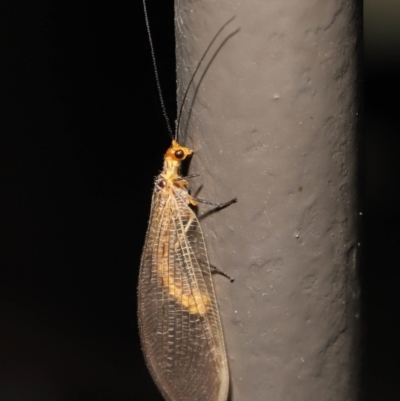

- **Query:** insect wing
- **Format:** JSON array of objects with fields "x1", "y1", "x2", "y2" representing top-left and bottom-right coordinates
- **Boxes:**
[{"x1": 138, "y1": 181, "x2": 229, "y2": 401}]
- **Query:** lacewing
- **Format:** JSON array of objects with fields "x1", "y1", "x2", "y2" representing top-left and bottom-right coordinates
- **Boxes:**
[
  {"x1": 138, "y1": 140, "x2": 231, "y2": 401},
  {"x1": 139, "y1": 3, "x2": 236, "y2": 400}
]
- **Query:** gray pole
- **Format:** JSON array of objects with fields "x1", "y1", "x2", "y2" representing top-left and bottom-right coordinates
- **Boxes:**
[{"x1": 175, "y1": 1, "x2": 362, "y2": 400}]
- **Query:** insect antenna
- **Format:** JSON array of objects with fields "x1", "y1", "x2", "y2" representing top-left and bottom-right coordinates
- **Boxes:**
[
  {"x1": 143, "y1": 0, "x2": 235, "y2": 143},
  {"x1": 142, "y1": 0, "x2": 174, "y2": 138},
  {"x1": 175, "y1": 15, "x2": 236, "y2": 142}
]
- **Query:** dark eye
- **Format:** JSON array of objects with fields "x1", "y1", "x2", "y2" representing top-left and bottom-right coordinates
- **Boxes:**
[
  {"x1": 175, "y1": 150, "x2": 184, "y2": 159},
  {"x1": 158, "y1": 179, "x2": 166, "y2": 188}
]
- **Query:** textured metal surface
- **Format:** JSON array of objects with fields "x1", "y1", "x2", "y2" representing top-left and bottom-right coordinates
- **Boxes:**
[{"x1": 175, "y1": 0, "x2": 362, "y2": 400}]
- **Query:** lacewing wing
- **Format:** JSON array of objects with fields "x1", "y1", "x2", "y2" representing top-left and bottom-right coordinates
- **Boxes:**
[{"x1": 138, "y1": 140, "x2": 230, "y2": 401}]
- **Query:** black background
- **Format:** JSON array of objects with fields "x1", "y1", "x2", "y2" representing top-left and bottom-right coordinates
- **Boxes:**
[{"x1": 1, "y1": 1, "x2": 399, "y2": 400}]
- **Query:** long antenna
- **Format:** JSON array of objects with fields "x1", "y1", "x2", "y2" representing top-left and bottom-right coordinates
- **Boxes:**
[
  {"x1": 142, "y1": 0, "x2": 173, "y2": 138},
  {"x1": 175, "y1": 16, "x2": 236, "y2": 141}
]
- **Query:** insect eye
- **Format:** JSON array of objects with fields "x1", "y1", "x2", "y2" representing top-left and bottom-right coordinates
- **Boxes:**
[
  {"x1": 158, "y1": 179, "x2": 166, "y2": 188},
  {"x1": 175, "y1": 150, "x2": 184, "y2": 159}
]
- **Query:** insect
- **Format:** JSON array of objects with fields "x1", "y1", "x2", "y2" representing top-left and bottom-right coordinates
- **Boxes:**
[{"x1": 138, "y1": 2, "x2": 237, "y2": 401}]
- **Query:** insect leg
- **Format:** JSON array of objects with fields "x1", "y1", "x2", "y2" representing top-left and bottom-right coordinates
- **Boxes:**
[
  {"x1": 210, "y1": 264, "x2": 235, "y2": 282},
  {"x1": 174, "y1": 173, "x2": 200, "y2": 181},
  {"x1": 198, "y1": 259, "x2": 235, "y2": 282},
  {"x1": 194, "y1": 196, "x2": 238, "y2": 209}
]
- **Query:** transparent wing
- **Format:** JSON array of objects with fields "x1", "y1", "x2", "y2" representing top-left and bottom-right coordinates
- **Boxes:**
[{"x1": 138, "y1": 185, "x2": 229, "y2": 401}]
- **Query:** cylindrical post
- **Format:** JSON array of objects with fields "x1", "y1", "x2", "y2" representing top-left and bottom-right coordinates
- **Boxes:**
[{"x1": 175, "y1": 0, "x2": 362, "y2": 400}]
